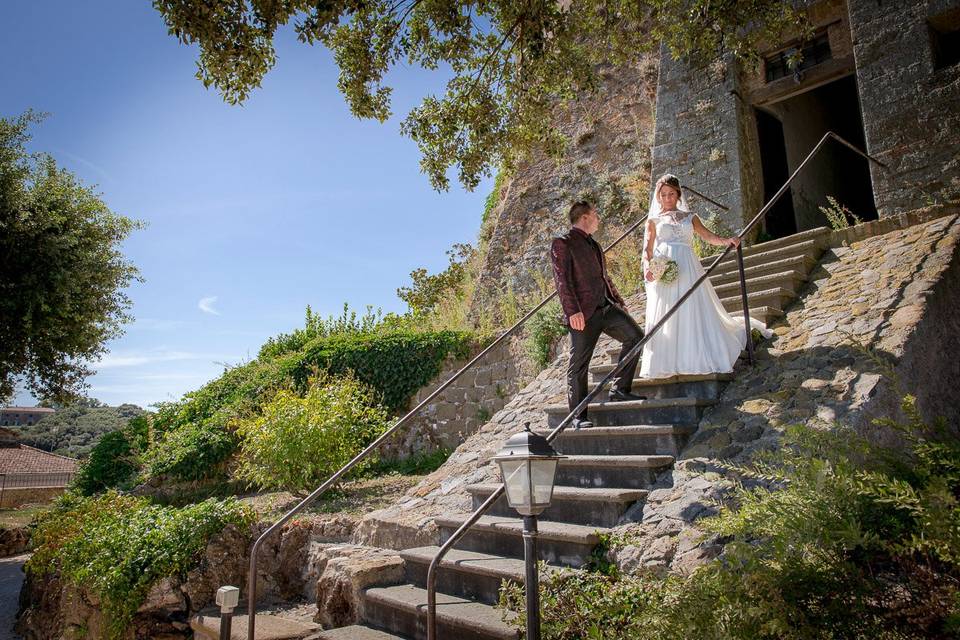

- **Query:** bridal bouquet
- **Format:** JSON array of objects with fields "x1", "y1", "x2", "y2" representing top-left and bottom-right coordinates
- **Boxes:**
[{"x1": 648, "y1": 256, "x2": 679, "y2": 284}]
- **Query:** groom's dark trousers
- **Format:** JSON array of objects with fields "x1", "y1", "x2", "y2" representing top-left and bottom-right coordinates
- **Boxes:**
[{"x1": 551, "y1": 227, "x2": 644, "y2": 421}]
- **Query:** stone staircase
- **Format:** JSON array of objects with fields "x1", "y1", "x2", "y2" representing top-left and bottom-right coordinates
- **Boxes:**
[{"x1": 201, "y1": 227, "x2": 832, "y2": 639}]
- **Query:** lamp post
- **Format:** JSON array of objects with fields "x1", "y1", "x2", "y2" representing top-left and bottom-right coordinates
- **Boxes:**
[{"x1": 492, "y1": 422, "x2": 565, "y2": 640}]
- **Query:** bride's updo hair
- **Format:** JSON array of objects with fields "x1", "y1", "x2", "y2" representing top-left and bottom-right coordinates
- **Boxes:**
[{"x1": 655, "y1": 173, "x2": 682, "y2": 202}]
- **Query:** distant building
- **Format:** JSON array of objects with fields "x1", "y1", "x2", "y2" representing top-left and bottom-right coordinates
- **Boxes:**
[
  {"x1": 0, "y1": 427, "x2": 78, "y2": 508},
  {"x1": 0, "y1": 406, "x2": 55, "y2": 427}
]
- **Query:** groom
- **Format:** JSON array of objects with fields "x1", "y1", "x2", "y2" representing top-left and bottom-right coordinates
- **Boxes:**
[{"x1": 551, "y1": 201, "x2": 646, "y2": 429}]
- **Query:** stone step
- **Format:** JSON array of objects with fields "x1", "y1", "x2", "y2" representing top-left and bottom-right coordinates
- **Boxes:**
[
  {"x1": 312, "y1": 626, "x2": 407, "y2": 640},
  {"x1": 466, "y1": 483, "x2": 648, "y2": 527},
  {"x1": 362, "y1": 584, "x2": 517, "y2": 640},
  {"x1": 192, "y1": 609, "x2": 321, "y2": 640},
  {"x1": 699, "y1": 227, "x2": 830, "y2": 267},
  {"x1": 709, "y1": 254, "x2": 816, "y2": 286},
  {"x1": 731, "y1": 305, "x2": 783, "y2": 326},
  {"x1": 588, "y1": 370, "x2": 733, "y2": 399},
  {"x1": 700, "y1": 238, "x2": 824, "y2": 273},
  {"x1": 554, "y1": 454, "x2": 676, "y2": 488},
  {"x1": 537, "y1": 422, "x2": 693, "y2": 457},
  {"x1": 401, "y1": 546, "x2": 567, "y2": 605},
  {"x1": 538, "y1": 423, "x2": 692, "y2": 457},
  {"x1": 719, "y1": 286, "x2": 795, "y2": 314},
  {"x1": 711, "y1": 269, "x2": 806, "y2": 300},
  {"x1": 544, "y1": 396, "x2": 714, "y2": 428},
  {"x1": 435, "y1": 514, "x2": 606, "y2": 568}
]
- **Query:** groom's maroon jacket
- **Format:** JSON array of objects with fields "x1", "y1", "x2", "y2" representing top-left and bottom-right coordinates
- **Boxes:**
[{"x1": 550, "y1": 227, "x2": 625, "y2": 326}]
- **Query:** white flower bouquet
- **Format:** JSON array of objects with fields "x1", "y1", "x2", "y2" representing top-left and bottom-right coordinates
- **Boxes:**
[{"x1": 648, "y1": 256, "x2": 679, "y2": 284}]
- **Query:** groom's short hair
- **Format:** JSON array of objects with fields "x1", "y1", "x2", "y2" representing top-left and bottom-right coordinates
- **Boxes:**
[{"x1": 569, "y1": 201, "x2": 594, "y2": 224}]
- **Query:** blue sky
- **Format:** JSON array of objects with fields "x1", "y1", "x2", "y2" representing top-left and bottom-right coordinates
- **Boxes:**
[{"x1": 3, "y1": 1, "x2": 492, "y2": 408}]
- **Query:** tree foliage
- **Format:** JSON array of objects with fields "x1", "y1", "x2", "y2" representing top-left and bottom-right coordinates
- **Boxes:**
[
  {"x1": 152, "y1": 0, "x2": 808, "y2": 190},
  {"x1": 397, "y1": 242, "x2": 475, "y2": 315},
  {"x1": 0, "y1": 111, "x2": 142, "y2": 402},
  {"x1": 18, "y1": 399, "x2": 145, "y2": 458}
]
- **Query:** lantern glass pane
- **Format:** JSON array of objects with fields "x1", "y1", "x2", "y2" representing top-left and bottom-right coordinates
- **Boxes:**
[
  {"x1": 531, "y1": 459, "x2": 559, "y2": 506},
  {"x1": 498, "y1": 459, "x2": 531, "y2": 508}
]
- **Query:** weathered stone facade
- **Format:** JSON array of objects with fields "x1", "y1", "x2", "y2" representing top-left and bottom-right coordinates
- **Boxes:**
[
  {"x1": 652, "y1": 0, "x2": 960, "y2": 236},
  {"x1": 849, "y1": 0, "x2": 960, "y2": 216},
  {"x1": 651, "y1": 50, "x2": 760, "y2": 235},
  {"x1": 473, "y1": 56, "x2": 659, "y2": 307}
]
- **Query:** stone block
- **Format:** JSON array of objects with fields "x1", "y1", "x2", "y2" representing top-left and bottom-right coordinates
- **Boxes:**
[{"x1": 313, "y1": 545, "x2": 405, "y2": 628}]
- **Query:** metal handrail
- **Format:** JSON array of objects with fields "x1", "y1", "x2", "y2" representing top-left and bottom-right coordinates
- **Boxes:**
[
  {"x1": 425, "y1": 130, "x2": 887, "y2": 640},
  {"x1": 244, "y1": 184, "x2": 728, "y2": 638}
]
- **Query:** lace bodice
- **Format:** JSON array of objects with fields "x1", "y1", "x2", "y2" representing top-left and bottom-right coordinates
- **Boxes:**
[{"x1": 654, "y1": 210, "x2": 695, "y2": 246}]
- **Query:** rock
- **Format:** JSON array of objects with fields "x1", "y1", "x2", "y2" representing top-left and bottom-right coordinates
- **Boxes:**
[
  {"x1": 0, "y1": 526, "x2": 30, "y2": 557},
  {"x1": 312, "y1": 546, "x2": 404, "y2": 628}
]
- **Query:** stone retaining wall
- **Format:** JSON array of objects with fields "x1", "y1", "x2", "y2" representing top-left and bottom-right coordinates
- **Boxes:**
[
  {"x1": 0, "y1": 487, "x2": 65, "y2": 509},
  {"x1": 383, "y1": 334, "x2": 539, "y2": 459}
]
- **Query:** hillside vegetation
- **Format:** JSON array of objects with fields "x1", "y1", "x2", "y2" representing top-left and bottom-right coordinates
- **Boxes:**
[{"x1": 17, "y1": 399, "x2": 145, "y2": 458}]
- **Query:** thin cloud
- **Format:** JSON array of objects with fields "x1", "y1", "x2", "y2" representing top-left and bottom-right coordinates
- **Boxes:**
[
  {"x1": 93, "y1": 349, "x2": 212, "y2": 369},
  {"x1": 51, "y1": 147, "x2": 113, "y2": 183},
  {"x1": 198, "y1": 296, "x2": 221, "y2": 315}
]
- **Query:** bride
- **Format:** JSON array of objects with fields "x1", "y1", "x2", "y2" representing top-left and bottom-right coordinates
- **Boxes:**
[{"x1": 640, "y1": 174, "x2": 770, "y2": 378}]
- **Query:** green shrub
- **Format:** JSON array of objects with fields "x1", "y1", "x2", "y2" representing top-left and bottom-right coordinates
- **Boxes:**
[
  {"x1": 819, "y1": 195, "x2": 862, "y2": 230},
  {"x1": 481, "y1": 171, "x2": 506, "y2": 228},
  {"x1": 27, "y1": 491, "x2": 253, "y2": 640},
  {"x1": 145, "y1": 422, "x2": 236, "y2": 482},
  {"x1": 233, "y1": 374, "x2": 389, "y2": 491},
  {"x1": 289, "y1": 329, "x2": 475, "y2": 411},
  {"x1": 365, "y1": 447, "x2": 453, "y2": 477},
  {"x1": 71, "y1": 415, "x2": 152, "y2": 495},
  {"x1": 72, "y1": 430, "x2": 140, "y2": 496},
  {"x1": 258, "y1": 303, "x2": 396, "y2": 359},
  {"x1": 526, "y1": 300, "x2": 567, "y2": 369},
  {"x1": 500, "y1": 395, "x2": 960, "y2": 639},
  {"x1": 151, "y1": 357, "x2": 286, "y2": 436}
]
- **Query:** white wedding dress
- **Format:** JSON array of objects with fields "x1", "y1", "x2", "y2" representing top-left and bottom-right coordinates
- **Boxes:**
[{"x1": 640, "y1": 210, "x2": 769, "y2": 378}]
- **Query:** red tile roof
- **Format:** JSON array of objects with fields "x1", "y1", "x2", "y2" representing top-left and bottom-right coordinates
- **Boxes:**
[{"x1": 0, "y1": 445, "x2": 79, "y2": 474}]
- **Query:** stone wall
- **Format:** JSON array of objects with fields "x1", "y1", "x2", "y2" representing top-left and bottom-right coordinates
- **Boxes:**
[
  {"x1": 0, "y1": 487, "x2": 64, "y2": 509},
  {"x1": 651, "y1": 0, "x2": 960, "y2": 234},
  {"x1": 651, "y1": 51, "x2": 757, "y2": 234},
  {"x1": 472, "y1": 56, "x2": 659, "y2": 310},
  {"x1": 355, "y1": 206, "x2": 960, "y2": 570},
  {"x1": 383, "y1": 335, "x2": 538, "y2": 459},
  {"x1": 849, "y1": 0, "x2": 960, "y2": 216}
]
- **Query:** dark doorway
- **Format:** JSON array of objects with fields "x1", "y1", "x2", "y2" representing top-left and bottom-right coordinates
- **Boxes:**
[
  {"x1": 755, "y1": 108, "x2": 796, "y2": 239},
  {"x1": 756, "y1": 75, "x2": 877, "y2": 236}
]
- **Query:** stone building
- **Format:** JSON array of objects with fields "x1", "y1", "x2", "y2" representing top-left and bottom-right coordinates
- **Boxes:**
[
  {"x1": 652, "y1": 0, "x2": 960, "y2": 238},
  {"x1": 0, "y1": 406, "x2": 55, "y2": 427}
]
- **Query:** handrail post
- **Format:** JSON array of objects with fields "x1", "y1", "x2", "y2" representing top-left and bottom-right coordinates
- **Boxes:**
[{"x1": 736, "y1": 243, "x2": 754, "y2": 365}]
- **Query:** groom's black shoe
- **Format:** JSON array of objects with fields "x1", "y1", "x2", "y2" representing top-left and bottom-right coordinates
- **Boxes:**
[
  {"x1": 608, "y1": 389, "x2": 647, "y2": 402},
  {"x1": 571, "y1": 418, "x2": 594, "y2": 430}
]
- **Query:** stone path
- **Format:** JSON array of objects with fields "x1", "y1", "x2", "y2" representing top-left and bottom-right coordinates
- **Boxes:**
[{"x1": 0, "y1": 554, "x2": 26, "y2": 640}]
